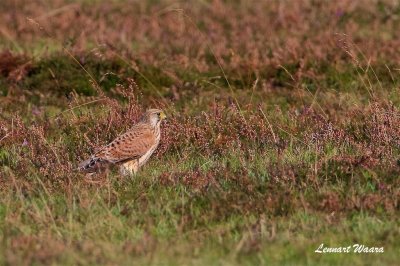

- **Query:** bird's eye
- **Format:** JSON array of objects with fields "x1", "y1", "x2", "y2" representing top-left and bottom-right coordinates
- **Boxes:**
[{"x1": 157, "y1": 113, "x2": 161, "y2": 117}]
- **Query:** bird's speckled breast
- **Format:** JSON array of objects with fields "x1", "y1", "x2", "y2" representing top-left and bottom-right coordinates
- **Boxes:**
[{"x1": 138, "y1": 123, "x2": 161, "y2": 167}]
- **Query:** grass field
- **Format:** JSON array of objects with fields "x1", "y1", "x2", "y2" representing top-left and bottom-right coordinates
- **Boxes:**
[{"x1": 0, "y1": 0, "x2": 399, "y2": 265}]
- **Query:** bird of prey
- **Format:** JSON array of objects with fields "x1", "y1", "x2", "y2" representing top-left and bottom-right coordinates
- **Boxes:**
[{"x1": 79, "y1": 109, "x2": 166, "y2": 176}]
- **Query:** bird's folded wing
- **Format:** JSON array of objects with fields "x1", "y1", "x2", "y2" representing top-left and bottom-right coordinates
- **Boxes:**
[{"x1": 95, "y1": 125, "x2": 156, "y2": 163}]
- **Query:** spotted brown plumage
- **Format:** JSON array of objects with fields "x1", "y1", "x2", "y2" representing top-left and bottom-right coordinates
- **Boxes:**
[{"x1": 79, "y1": 109, "x2": 166, "y2": 176}]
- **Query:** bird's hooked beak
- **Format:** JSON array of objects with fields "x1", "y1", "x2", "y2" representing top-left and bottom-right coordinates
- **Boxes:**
[{"x1": 160, "y1": 111, "x2": 167, "y2": 120}]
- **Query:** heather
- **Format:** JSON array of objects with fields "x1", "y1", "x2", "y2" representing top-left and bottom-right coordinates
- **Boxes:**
[{"x1": 0, "y1": 0, "x2": 399, "y2": 265}]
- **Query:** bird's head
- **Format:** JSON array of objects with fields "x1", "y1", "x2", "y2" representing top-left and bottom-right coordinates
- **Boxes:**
[{"x1": 143, "y1": 108, "x2": 167, "y2": 127}]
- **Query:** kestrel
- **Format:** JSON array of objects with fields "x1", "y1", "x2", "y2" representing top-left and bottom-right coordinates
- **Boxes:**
[{"x1": 79, "y1": 109, "x2": 166, "y2": 176}]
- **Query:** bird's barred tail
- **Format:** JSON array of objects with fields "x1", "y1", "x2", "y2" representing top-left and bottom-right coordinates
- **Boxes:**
[{"x1": 78, "y1": 156, "x2": 103, "y2": 172}]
